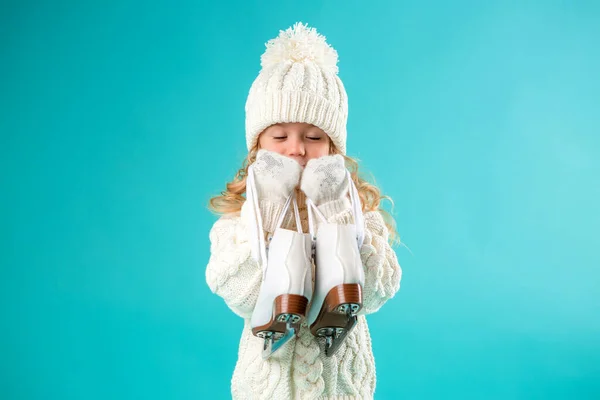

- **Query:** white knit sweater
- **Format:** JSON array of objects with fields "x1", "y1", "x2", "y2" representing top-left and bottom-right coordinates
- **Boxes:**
[{"x1": 206, "y1": 191, "x2": 402, "y2": 399}]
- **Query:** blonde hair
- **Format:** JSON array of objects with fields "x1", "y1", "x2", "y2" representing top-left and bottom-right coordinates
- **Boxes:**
[{"x1": 208, "y1": 143, "x2": 400, "y2": 245}]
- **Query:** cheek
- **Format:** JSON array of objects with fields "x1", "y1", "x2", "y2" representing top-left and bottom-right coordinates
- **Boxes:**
[
  {"x1": 259, "y1": 140, "x2": 286, "y2": 156},
  {"x1": 306, "y1": 142, "x2": 330, "y2": 159},
  {"x1": 258, "y1": 135, "x2": 278, "y2": 152}
]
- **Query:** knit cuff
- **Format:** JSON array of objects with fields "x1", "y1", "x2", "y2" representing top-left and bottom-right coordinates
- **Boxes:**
[
  {"x1": 246, "y1": 90, "x2": 347, "y2": 155},
  {"x1": 259, "y1": 200, "x2": 288, "y2": 234},
  {"x1": 317, "y1": 197, "x2": 352, "y2": 222}
]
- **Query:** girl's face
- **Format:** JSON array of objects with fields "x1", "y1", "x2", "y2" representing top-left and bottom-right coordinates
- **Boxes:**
[{"x1": 257, "y1": 123, "x2": 330, "y2": 167}]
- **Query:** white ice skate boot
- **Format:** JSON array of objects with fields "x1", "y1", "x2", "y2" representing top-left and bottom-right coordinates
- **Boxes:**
[
  {"x1": 246, "y1": 165, "x2": 313, "y2": 359},
  {"x1": 305, "y1": 170, "x2": 365, "y2": 357}
]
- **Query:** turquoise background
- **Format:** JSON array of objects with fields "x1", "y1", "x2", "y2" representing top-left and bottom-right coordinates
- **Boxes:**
[{"x1": 2, "y1": 1, "x2": 599, "y2": 399}]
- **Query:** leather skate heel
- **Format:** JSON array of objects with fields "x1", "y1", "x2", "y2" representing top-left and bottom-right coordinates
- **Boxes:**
[
  {"x1": 253, "y1": 294, "x2": 309, "y2": 336},
  {"x1": 253, "y1": 294, "x2": 309, "y2": 358},
  {"x1": 309, "y1": 283, "x2": 362, "y2": 342}
]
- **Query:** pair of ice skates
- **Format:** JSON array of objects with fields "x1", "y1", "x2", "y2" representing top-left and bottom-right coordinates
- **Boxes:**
[{"x1": 245, "y1": 164, "x2": 365, "y2": 359}]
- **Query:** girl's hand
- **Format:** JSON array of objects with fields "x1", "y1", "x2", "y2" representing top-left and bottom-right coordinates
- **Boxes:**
[
  {"x1": 251, "y1": 149, "x2": 302, "y2": 203},
  {"x1": 300, "y1": 154, "x2": 349, "y2": 206}
]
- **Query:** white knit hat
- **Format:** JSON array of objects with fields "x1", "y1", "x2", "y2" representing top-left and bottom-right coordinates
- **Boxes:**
[{"x1": 245, "y1": 22, "x2": 349, "y2": 154}]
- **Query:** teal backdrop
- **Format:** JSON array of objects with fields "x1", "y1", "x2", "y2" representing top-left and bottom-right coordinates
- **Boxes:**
[{"x1": 2, "y1": 1, "x2": 599, "y2": 399}]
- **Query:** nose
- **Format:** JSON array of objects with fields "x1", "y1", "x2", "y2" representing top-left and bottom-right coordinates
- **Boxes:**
[{"x1": 287, "y1": 136, "x2": 305, "y2": 158}]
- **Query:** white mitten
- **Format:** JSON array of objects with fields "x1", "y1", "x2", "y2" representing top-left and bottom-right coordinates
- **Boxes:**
[
  {"x1": 248, "y1": 149, "x2": 302, "y2": 233},
  {"x1": 300, "y1": 154, "x2": 352, "y2": 220}
]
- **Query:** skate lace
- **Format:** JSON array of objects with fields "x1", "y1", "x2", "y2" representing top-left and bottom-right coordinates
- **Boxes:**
[
  {"x1": 274, "y1": 190, "x2": 302, "y2": 235},
  {"x1": 246, "y1": 164, "x2": 301, "y2": 271}
]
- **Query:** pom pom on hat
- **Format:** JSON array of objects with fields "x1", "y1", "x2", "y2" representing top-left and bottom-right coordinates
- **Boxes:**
[{"x1": 261, "y1": 22, "x2": 339, "y2": 74}]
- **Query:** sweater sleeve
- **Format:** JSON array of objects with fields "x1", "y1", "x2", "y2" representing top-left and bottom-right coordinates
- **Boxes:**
[
  {"x1": 358, "y1": 210, "x2": 402, "y2": 314},
  {"x1": 205, "y1": 210, "x2": 262, "y2": 319},
  {"x1": 319, "y1": 199, "x2": 402, "y2": 315}
]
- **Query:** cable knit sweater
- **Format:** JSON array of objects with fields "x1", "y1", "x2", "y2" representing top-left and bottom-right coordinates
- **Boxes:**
[{"x1": 206, "y1": 191, "x2": 401, "y2": 399}]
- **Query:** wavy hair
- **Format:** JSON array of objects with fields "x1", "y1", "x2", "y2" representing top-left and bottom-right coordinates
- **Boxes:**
[{"x1": 208, "y1": 143, "x2": 400, "y2": 245}]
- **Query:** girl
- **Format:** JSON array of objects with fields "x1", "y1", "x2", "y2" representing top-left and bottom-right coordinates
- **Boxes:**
[{"x1": 206, "y1": 22, "x2": 402, "y2": 399}]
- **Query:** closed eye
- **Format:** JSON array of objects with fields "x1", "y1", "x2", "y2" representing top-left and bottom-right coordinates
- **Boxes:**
[
  {"x1": 273, "y1": 136, "x2": 286, "y2": 140},
  {"x1": 307, "y1": 137, "x2": 322, "y2": 141}
]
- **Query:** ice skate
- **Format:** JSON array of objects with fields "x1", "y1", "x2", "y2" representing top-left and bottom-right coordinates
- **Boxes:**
[
  {"x1": 246, "y1": 165, "x2": 313, "y2": 359},
  {"x1": 306, "y1": 170, "x2": 365, "y2": 357}
]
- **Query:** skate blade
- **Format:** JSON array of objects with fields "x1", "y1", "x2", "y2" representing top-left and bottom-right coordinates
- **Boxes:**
[
  {"x1": 261, "y1": 321, "x2": 296, "y2": 360},
  {"x1": 324, "y1": 314, "x2": 358, "y2": 357}
]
